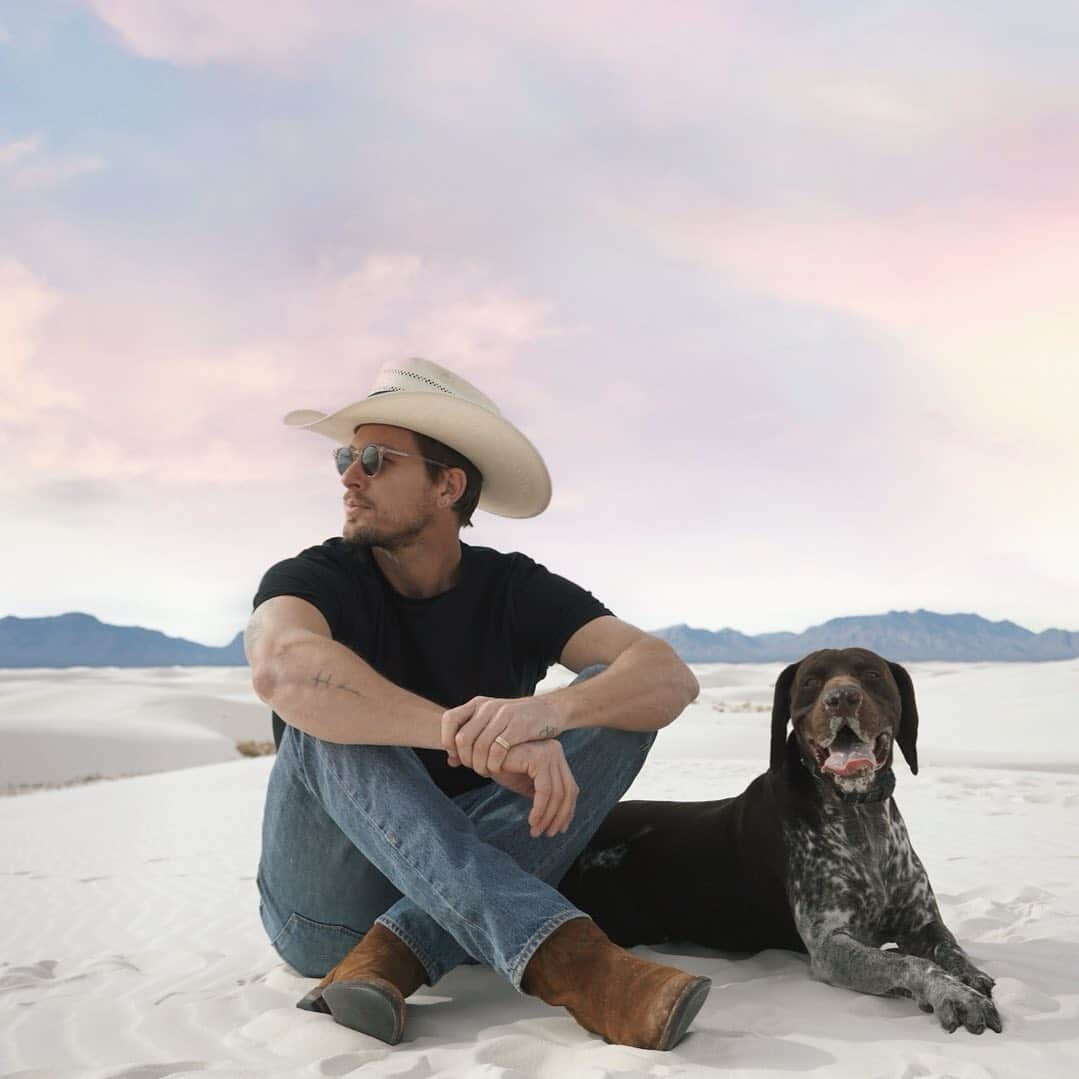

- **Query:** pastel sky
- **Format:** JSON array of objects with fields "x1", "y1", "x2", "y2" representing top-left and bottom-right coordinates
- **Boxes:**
[{"x1": 3, "y1": 1, "x2": 1077, "y2": 646}]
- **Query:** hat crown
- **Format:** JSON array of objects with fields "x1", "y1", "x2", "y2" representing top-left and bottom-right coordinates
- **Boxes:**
[{"x1": 367, "y1": 358, "x2": 501, "y2": 417}]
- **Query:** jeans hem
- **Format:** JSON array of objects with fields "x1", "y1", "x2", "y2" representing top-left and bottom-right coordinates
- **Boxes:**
[{"x1": 509, "y1": 910, "x2": 590, "y2": 991}]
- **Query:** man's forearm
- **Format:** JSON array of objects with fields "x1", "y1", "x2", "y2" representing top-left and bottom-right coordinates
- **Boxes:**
[
  {"x1": 547, "y1": 637, "x2": 698, "y2": 733},
  {"x1": 253, "y1": 632, "x2": 443, "y2": 747}
]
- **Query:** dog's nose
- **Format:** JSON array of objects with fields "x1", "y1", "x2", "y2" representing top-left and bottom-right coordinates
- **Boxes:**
[{"x1": 823, "y1": 685, "x2": 862, "y2": 712}]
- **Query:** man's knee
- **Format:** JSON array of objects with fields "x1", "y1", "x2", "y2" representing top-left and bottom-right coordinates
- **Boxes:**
[
  {"x1": 266, "y1": 909, "x2": 366, "y2": 979},
  {"x1": 603, "y1": 725, "x2": 656, "y2": 758},
  {"x1": 562, "y1": 665, "x2": 657, "y2": 759},
  {"x1": 561, "y1": 723, "x2": 655, "y2": 763}
]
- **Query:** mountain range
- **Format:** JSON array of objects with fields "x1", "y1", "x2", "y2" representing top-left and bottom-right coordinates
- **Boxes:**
[
  {"x1": 1, "y1": 610, "x2": 1077, "y2": 668},
  {"x1": 653, "y1": 610, "x2": 1079, "y2": 663},
  {"x1": 0, "y1": 613, "x2": 245, "y2": 668}
]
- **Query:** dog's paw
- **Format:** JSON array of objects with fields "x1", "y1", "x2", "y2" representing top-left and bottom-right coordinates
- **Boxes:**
[
  {"x1": 924, "y1": 975, "x2": 1003, "y2": 1034},
  {"x1": 933, "y1": 945, "x2": 996, "y2": 999},
  {"x1": 958, "y1": 967, "x2": 995, "y2": 999}
]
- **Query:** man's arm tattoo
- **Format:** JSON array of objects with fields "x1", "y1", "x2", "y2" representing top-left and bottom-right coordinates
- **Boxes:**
[
  {"x1": 538, "y1": 724, "x2": 559, "y2": 738},
  {"x1": 312, "y1": 670, "x2": 363, "y2": 699}
]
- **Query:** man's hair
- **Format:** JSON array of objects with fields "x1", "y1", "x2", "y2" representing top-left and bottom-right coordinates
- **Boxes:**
[{"x1": 413, "y1": 432, "x2": 483, "y2": 528}]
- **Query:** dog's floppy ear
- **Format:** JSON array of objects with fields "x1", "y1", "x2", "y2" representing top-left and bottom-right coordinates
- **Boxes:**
[
  {"x1": 888, "y1": 661, "x2": 920, "y2": 775},
  {"x1": 769, "y1": 661, "x2": 801, "y2": 770}
]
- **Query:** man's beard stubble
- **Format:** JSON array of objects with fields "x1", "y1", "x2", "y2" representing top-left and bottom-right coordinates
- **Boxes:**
[{"x1": 342, "y1": 510, "x2": 434, "y2": 553}]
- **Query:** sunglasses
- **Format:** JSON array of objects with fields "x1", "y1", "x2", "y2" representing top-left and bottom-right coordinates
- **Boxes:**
[{"x1": 333, "y1": 444, "x2": 447, "y2": 478}]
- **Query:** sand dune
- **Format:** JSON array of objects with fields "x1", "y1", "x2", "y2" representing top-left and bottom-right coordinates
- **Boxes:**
[{"x1": 0, "y1": 667, "x2": 265, "y2": 790}]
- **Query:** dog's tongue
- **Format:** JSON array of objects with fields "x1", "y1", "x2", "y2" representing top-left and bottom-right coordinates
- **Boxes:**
[{"x1": 822, "y1": 741, "x2": 876, "y2": 776}]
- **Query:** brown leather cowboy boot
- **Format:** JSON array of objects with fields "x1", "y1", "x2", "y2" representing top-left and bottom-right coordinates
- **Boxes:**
[
  {"x1": 297, "y1": 923, "x2": 427, "y2": 1044},
  {"x1": 522, "y1": 916, "x2": 711, "y2": 1050}
]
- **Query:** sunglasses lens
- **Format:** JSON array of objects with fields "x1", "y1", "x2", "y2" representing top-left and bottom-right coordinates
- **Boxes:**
[
  {"x1": 360, "y1": 445, "x2": 383, "y2": 476},
  {"x1": 334, "y1": 445, "x2": 384, "y2": 476}
]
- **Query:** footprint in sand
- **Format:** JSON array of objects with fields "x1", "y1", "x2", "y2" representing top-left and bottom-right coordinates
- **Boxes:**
[{"x1": 0, "y1": 959, "x2": 60, "y2": 992}]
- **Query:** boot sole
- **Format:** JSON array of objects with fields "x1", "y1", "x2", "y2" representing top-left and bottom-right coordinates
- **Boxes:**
[
  {"x1": 657, "y1": 976, "x2": 712, "y2": 1051},
  {"x1": 297, "y1": 980, "x2": 405, "y2": 1045}
]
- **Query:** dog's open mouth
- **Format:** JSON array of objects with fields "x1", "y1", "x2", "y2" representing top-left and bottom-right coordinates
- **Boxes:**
[{"x1": 812, "y1": 726, "x2": 891, "y2": 778}]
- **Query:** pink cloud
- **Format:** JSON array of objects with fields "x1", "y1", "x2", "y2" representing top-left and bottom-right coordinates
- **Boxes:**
[
  {"x1": 604, "y1": 184, "x2": 1078, "y2": 330},
  {"x1": 4, "y1": 247, "x2": 563, "y2": 496},
  {"x1": 0, "y1": 258, "x2": 80, "y2": 430},
  {"x1": 601, "y1": 185, "x2": 1079, "y2": 449},
  {"x1": 416, "y1": 0, "x2": 756, "y2": 119},
  {"x1": 1, "y1": 134, "x2": 106, "y2": 192},
  {"x1": 84, "y1": 0, "x2": 366, "y2": 66},
  {"x1": 598, "y1": 182, "x2": 1079, "y2": 572},
  {"x1": 0, "y1": 135, "x2": 42, "y2": 166},
  {"x1": 283, "y1": 249, "x2": 563, "y2": 392}
]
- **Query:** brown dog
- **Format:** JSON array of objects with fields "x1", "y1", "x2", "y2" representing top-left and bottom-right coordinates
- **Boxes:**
[{"x1": 560, "y1": 648, "x2": 1002, "y2": 1034}]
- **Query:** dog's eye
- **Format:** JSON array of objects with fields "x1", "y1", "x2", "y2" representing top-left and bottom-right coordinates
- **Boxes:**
[
  {"x1": 802, "y1": 676, "x2": 821, "y2": 689},
  {"x1": 863, "y1": 670, "x2": 880, "y2": 681}
]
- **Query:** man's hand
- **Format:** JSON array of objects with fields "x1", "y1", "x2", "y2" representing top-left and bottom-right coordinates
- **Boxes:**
[
  {"x1": 442, "y1": 695, "x2": 567, "y2": 777},
  {"x1": 490, "y1": 739, "x2": 579, "y2": 838}
]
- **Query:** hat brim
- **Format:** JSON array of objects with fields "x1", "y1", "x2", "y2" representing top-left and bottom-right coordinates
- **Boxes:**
[{"x1": 284, "y1": 393, "x2": 551, "y2": 518}]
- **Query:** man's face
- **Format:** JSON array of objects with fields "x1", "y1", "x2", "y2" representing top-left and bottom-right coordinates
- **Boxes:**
[{"x1": 340, "y1": 424, "x2": 442, "y2": 549}]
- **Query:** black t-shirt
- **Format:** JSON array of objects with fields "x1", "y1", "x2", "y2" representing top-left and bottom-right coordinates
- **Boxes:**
[{"x1": 252, "y1": 538, "x2": 612, "y2": 797}]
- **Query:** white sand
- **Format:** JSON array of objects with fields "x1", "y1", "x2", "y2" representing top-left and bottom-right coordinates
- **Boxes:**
[{"x1": 2, "y1": 661, "x2": 1078, "y2": 1076}]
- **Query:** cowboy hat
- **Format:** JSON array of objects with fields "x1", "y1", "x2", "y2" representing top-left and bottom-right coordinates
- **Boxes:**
[{"x1": 284, "y1": 358, "x2": 552, "y2": 518}]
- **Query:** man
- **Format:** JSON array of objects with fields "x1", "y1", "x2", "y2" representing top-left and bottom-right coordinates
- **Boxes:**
[{"x1": 246, "y1": 357, "x2": 709, "y2": 1050}]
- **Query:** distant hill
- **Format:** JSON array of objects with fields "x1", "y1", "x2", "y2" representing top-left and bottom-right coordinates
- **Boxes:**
[
  {"x1": 0, "y1": 613, "x2": 246, "y2": 668},
  {"x1": 653, "y1": 610, "x2": 1079, "y2": 663}
]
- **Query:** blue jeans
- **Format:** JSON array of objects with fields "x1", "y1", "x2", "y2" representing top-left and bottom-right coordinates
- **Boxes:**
[{"x1": 257, "y1": 669, "x2": 655, "y2": 989}]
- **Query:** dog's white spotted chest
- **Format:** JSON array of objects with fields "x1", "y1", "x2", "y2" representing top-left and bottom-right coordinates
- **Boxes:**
[{"x1": 784, "y1": 799, "x2": 934, "y2": 946}]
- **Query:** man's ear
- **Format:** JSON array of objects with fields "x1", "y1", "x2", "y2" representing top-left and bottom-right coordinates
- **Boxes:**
[{"x1": 439, "y1": 467, "x2": 467, "y2": 509}]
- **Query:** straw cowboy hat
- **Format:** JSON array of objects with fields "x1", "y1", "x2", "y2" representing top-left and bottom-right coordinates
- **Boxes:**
[{"x1": 284, "y1": 358, "x2": 552, "y2": 518}]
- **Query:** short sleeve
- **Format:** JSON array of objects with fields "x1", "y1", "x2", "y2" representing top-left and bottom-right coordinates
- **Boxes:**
[
  {"x1": 510, "y1": 556, "x2": 613, "y2": 667},
  {"x1": 252, "y1": 548, "x2": 349, "y2": 638}
]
